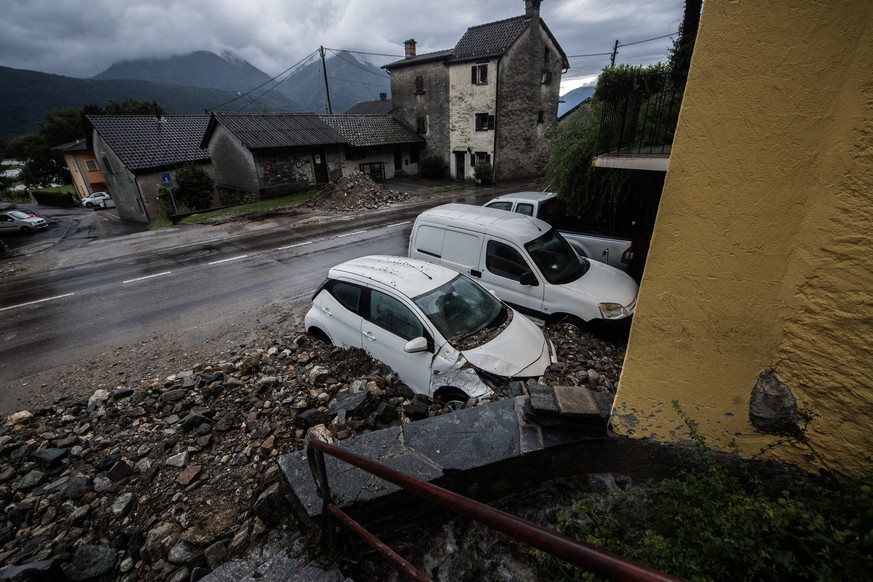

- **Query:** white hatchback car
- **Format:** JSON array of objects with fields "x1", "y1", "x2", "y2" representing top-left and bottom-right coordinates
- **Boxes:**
[
  {"x1": 81, "y1": 191, "x2": 113, "y2": 208},
  {"x1": 304, "y1": 255, "x2": 556, "y2": 402}
]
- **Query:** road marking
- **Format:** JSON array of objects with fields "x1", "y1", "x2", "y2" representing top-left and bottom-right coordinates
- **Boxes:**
[
  {"x1": 123, "y1": 271, "x2": 172, "y2": 284},
  {"x1": 277, "y1": 241, "x2": 313, "y2": 251},
  {"x1": 385, "y1": 221, "x2": 410, "y2": 228},
  {"x1": 0, "y1": 293, "x2": 75, "y2": 312},
  {"x1": 337, "y1": 230, "x2": 367, "y2": 238},
  {"x1": 208, "y1": 255, "x2": 250, "y2": 265}
]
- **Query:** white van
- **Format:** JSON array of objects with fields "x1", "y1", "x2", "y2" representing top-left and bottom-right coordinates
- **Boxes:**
[{"x1": 409, "y1": 204, "x2": 639, "y2": 334}]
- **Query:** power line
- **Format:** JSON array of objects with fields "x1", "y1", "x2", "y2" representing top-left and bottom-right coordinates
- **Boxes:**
[
  {"x1": 619, "y1": 32, "x2": 676, "y2": 48},
  {"x1": 236, "y1": 51, "x2": 321, "y2": 112},
  {"x1": 325, "y1": 48, "x2": 390, "y2": 79},
  {"x1": 207, "y1": 49, "x2": 320, "y2": 112}
]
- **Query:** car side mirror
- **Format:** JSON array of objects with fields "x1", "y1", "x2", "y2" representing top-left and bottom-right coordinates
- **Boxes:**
[
  {"x1": 519, "y1": 271, "x2": 538, "y2": 286},
  {"x1": 404, "y1": 337, "x2": 429, "y2": 353}
]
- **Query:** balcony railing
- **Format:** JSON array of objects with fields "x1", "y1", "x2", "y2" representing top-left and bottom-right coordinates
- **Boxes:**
[{"x1": 596, "y1": 72, "x2": 682, "y2": 158}]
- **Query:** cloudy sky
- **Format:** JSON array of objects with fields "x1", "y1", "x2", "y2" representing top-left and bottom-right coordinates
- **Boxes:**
[{"x1": 0, "y1": 0, "x2": 685, "y2": 94}]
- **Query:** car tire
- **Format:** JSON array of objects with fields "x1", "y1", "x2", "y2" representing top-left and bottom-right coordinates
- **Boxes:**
[
  {"x1": 308, "y1": 327, "x2": 332, "y2": 345},
  {"x1": 85, "y1": 202, "x2": 94, "y2": 208},
  {"x1": 550, "y1": 314, "x2": 586, "y2": 335},
  {"x1": 434, "y1": 387, "x2": 470, "y2": 411}
]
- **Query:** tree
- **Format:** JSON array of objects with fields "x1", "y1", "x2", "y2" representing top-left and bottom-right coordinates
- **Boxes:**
[
  {"x1": 171, "y1": 164, "x2": 214, "y2": 211},
  {"x1": 668, "y1": 0, "x2": 703, "y2": 91}
]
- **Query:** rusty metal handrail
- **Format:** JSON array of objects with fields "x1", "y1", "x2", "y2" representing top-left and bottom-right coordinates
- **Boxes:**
[{"x1": 307, "y1": 438, "x2": 681, "y2": 582}]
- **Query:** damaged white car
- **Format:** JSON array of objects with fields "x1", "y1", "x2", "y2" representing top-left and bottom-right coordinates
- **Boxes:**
[{"x1": 304, "y1": 255, "x2": 556, "y2": 403}]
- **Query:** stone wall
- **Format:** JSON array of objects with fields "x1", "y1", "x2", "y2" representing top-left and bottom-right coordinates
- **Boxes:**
[{"x1": 389, "y1": 63, "x2": 450, "y2": 166}]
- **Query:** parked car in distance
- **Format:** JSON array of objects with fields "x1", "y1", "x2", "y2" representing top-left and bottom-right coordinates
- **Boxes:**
[
  {"x1": 305, "y1": 255, "x2": 556, "y2": 403},
  {"x1": 409, "y1": 204, "x2": 638, "y2": 336},
  {"x1": 483, "y1": 192, "x2": 635, "y2": 273},
  {"x1": 0, "y1": 210, "x2": 48, "y2": 233},
  {"x1": 81, "y1": 191, "x2": 115, "y2": 209}
]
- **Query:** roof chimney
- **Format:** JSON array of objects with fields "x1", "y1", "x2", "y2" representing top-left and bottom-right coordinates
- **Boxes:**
[
  {"x1": 525, "y1": 0, "x2": 542, "y2": 17},
  {"x1": 404, "y1": 39, "x2": 417, "y2": 58}
]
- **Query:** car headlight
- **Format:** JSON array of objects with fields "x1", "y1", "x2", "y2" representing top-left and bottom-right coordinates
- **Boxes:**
[{"x1": 599, "y1": 302, "x2": 630, "y2": 319}]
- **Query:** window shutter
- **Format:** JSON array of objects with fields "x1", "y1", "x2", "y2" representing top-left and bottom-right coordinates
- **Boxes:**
[
  {"x1": 488, "y1": 115, "x2": 495, "y2": 130},
  {"x1": 471, "y1": 66, "x2": 477, "y2": 84}
]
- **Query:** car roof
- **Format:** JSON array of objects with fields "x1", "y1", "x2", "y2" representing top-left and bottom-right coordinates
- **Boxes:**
[
  {"x1": 487, "y1": 191, "x2": 557, "y2": 203},
  {"x1": 417, "y1": 203, "x2": 551, "y2": 241},
  {"x1": 329, "y1": 255, "x2": 459, "y2": 298}
]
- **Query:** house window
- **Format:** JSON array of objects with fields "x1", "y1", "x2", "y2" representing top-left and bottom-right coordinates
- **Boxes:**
[
  {"x1": 359, "y1": 162, "x2": 385, "y2": 181},
  {"x1": 471, "y1": 63, "x2": 488, "y2": 85},
  {"x1": 475, "y1": 152, "x2": 491, "y2": 165},
  {"x1": 475, "y1": 113, "x2": 495, "y2": 131},
  {"x1": 101, "y1": 157, "x2": 113, "y2": 174},
  {"x1": 544, "y1": 47, "x2": 550, "y2": 64},
  {"x1": 541, "y1": 70, "x2": 553, "y2": 85},
  {"x1": 410, "y1": 146, "x2": 420, "y2": 164},
  {"x1": 84, "y1": 159, "x2": 98, "y2": 171},
  {"x1": 537, "y1": 110, "x2": 544, "y2": 124},
  {"x1": 415, "y1": 75, "x2": 425, "y2": 94},
  {"x1": 417, "y1": 116, "x2": 427, "y2": 134}
]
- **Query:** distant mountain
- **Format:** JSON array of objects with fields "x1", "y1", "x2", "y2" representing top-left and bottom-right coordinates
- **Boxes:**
[
  {"x1": 93, "y1": 50, "x2": 390, "y2": 115},
  {"x1": 0, "y1": 65, "x2": 302, "y2": 142},
  {"x1": 558, "y1": 85, "x2": 596, "y2": 118}
]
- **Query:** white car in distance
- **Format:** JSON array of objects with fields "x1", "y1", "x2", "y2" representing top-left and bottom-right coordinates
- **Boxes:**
[
  {"x1": 304, "y1": 255, "x2": 556, "y2": 404},
  {"x1": 81, "y1": 191, "x2": 115, "y2": 209}
]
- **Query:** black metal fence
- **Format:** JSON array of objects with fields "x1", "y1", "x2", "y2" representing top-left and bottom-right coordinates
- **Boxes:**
[{"x1": 596, "y1": 72, "x2": 682, "y2": 158}]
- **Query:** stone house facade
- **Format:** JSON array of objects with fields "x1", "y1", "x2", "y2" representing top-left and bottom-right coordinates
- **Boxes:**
[
  {"x1": 384, "y1": 0, "x2": 567, "y2": 182},
  {"x1": 87, "y1": 115, "x2": 213, "y2": 223}
]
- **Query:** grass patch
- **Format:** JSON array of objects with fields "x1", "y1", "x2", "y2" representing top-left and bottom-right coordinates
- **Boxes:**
[
  {"x1": 536, "y1": 405, "x2": 873, "y2": 581},
  {"x1": 177, "y1": 191, "x2": 315, "y2": 224},
  {"x1": 149, "y1": 218, "x2": 172, "y2": 230},
  {"x1": 39, "y1": 184, "x2": 76, "y2": 194}
]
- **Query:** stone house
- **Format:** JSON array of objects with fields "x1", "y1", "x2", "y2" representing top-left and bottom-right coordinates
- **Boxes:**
[
  {"x1": 87, "y1": 115, "x2": 213, "y2": 223},
  {"x1": 317, "y1": 114, "x2": 425, "y2": 180},
  {"x1": 200, "y1": 112, "x2": 347, "y2": 204},
  {"x1": 383, "y1": 0, "x2": 568, "y2": 182}
]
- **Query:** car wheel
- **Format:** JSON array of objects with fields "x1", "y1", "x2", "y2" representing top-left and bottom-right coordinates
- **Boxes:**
[
  {"x1": 435, "y1": 387, "x2": 470, "y2": 411},
  {"x1": 85, "y1": 202, "x2": 94, "y2": 208},
  {"x1": 551, "y1": 314, "x2": 586, "y2": 335},
  {"x1": 308, "y1": 327, "x2": 332, "y2": 345}
]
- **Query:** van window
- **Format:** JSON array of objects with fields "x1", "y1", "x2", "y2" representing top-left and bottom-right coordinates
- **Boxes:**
[
  {"x1": 486, "y1": 240, "x2": 531, "y2": 282},
  {"x1": 414, "y1": 224, "x2": 445, "y2": 258},
  {"x1": 369, "y1": 290, "x2": 424, "y2": 341},
  {"x1": 442, "y1": 230, "x2": 481, "y2": 268},
  {"x1": 525, "y1": 230, "x2": 588, "y2": 284}
]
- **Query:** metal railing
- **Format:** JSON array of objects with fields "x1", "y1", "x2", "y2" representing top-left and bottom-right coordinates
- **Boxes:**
[
  {"x1": 596, "y1": 72, "x2": 682, "y2": 158},
  {"x1": 307, "y1": 438, "x2": 682, "y2": 581}
]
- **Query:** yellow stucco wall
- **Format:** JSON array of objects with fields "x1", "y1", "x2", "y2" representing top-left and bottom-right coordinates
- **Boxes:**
[{"x1": 612, "y1": 1, "x2": 873, "y2": 479}]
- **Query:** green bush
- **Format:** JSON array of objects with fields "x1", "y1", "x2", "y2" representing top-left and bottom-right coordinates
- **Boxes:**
[
  {"x1": 30, "y1": 190, "x2": 76, "y2": 207},
  {"x1": 536, "y1": 405, "x2": 873, "y2": 581},
  {"x1": 419, "y1": 155, "x2": 449, "y2": 179},
  {"x1": 474, "y1": 162, "x2": 493, "y2": 184}
]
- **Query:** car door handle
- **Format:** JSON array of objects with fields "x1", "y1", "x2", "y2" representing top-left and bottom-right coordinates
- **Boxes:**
[
  {"x1": 363, "y1": 331, "x2": 376, "y2": 341},
  {"x1": 321, "y1": 307, "x2": 332, "y2": 317}
]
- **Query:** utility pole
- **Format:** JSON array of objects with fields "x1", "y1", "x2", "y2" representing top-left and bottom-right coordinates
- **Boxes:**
[
  {"x1": 610, "y1": 39, "x2": 620, "y2": 66},
  {"x1": 320, "y1": 46, "x2": 333, "y2": 114}
]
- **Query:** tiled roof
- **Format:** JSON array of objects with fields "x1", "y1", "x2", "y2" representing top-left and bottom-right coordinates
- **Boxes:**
[
  {"x1": 50, "y1": 138, "x2": 87, "y2": 152},
  {"x1": 384, "y1": 13, "x2": 568, "y2": 71},
  {"x1": 87, "y1": 115, "x2": 210, "y2": 172},
  {"x1": 317, "y1": 115, "x2": 425, "y2": 147},
  {"x1": 448, "y1": 16, "x2": 531, "y2": 63},
  {"x1": 205, "y1": 112, "x2": 346, "y2": 150},
  {"x1": 383, "y1": 49, "x2": 454, "y2": 71},
  {"x1": 344, "y1": 99, "x2": 394, "y2": 115}
]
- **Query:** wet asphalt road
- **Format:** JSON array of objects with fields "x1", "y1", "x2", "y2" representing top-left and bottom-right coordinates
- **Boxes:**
[{"x1": 0, "y1": 182, "x2": 532, "y2": 413}]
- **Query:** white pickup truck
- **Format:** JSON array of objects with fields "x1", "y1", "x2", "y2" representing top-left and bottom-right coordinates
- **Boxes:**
[{"x1": 483, "y1": 192, "x2": 635, "y2": 273}]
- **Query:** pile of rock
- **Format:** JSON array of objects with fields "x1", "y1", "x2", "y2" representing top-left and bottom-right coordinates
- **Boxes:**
[
  {"x1": 306, "y1": 172, "x2": 409, "y2": 212},
  {"x1": 0, "y1": 326, "x2": 624, "y2": 581}
]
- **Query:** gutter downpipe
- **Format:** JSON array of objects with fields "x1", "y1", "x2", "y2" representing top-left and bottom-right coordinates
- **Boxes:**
[{"x1": 493, "y1": 55, "x2": 501, "y2": 185}]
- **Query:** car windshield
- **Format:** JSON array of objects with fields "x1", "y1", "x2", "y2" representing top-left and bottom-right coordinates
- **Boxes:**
[
  {"x1": 8, "y1": 211, "x2": 29, "y2": 219},
  {"x1": 414, "y1": 274, "x2": 506, "y2": 345},
  {"x1": 525, "y1": 228, "x2": 588, "y2": 284}
]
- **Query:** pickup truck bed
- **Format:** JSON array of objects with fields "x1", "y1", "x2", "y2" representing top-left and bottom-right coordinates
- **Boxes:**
[{"x1": 483, "y1": 192, "x2": 634, "y2": 273}]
